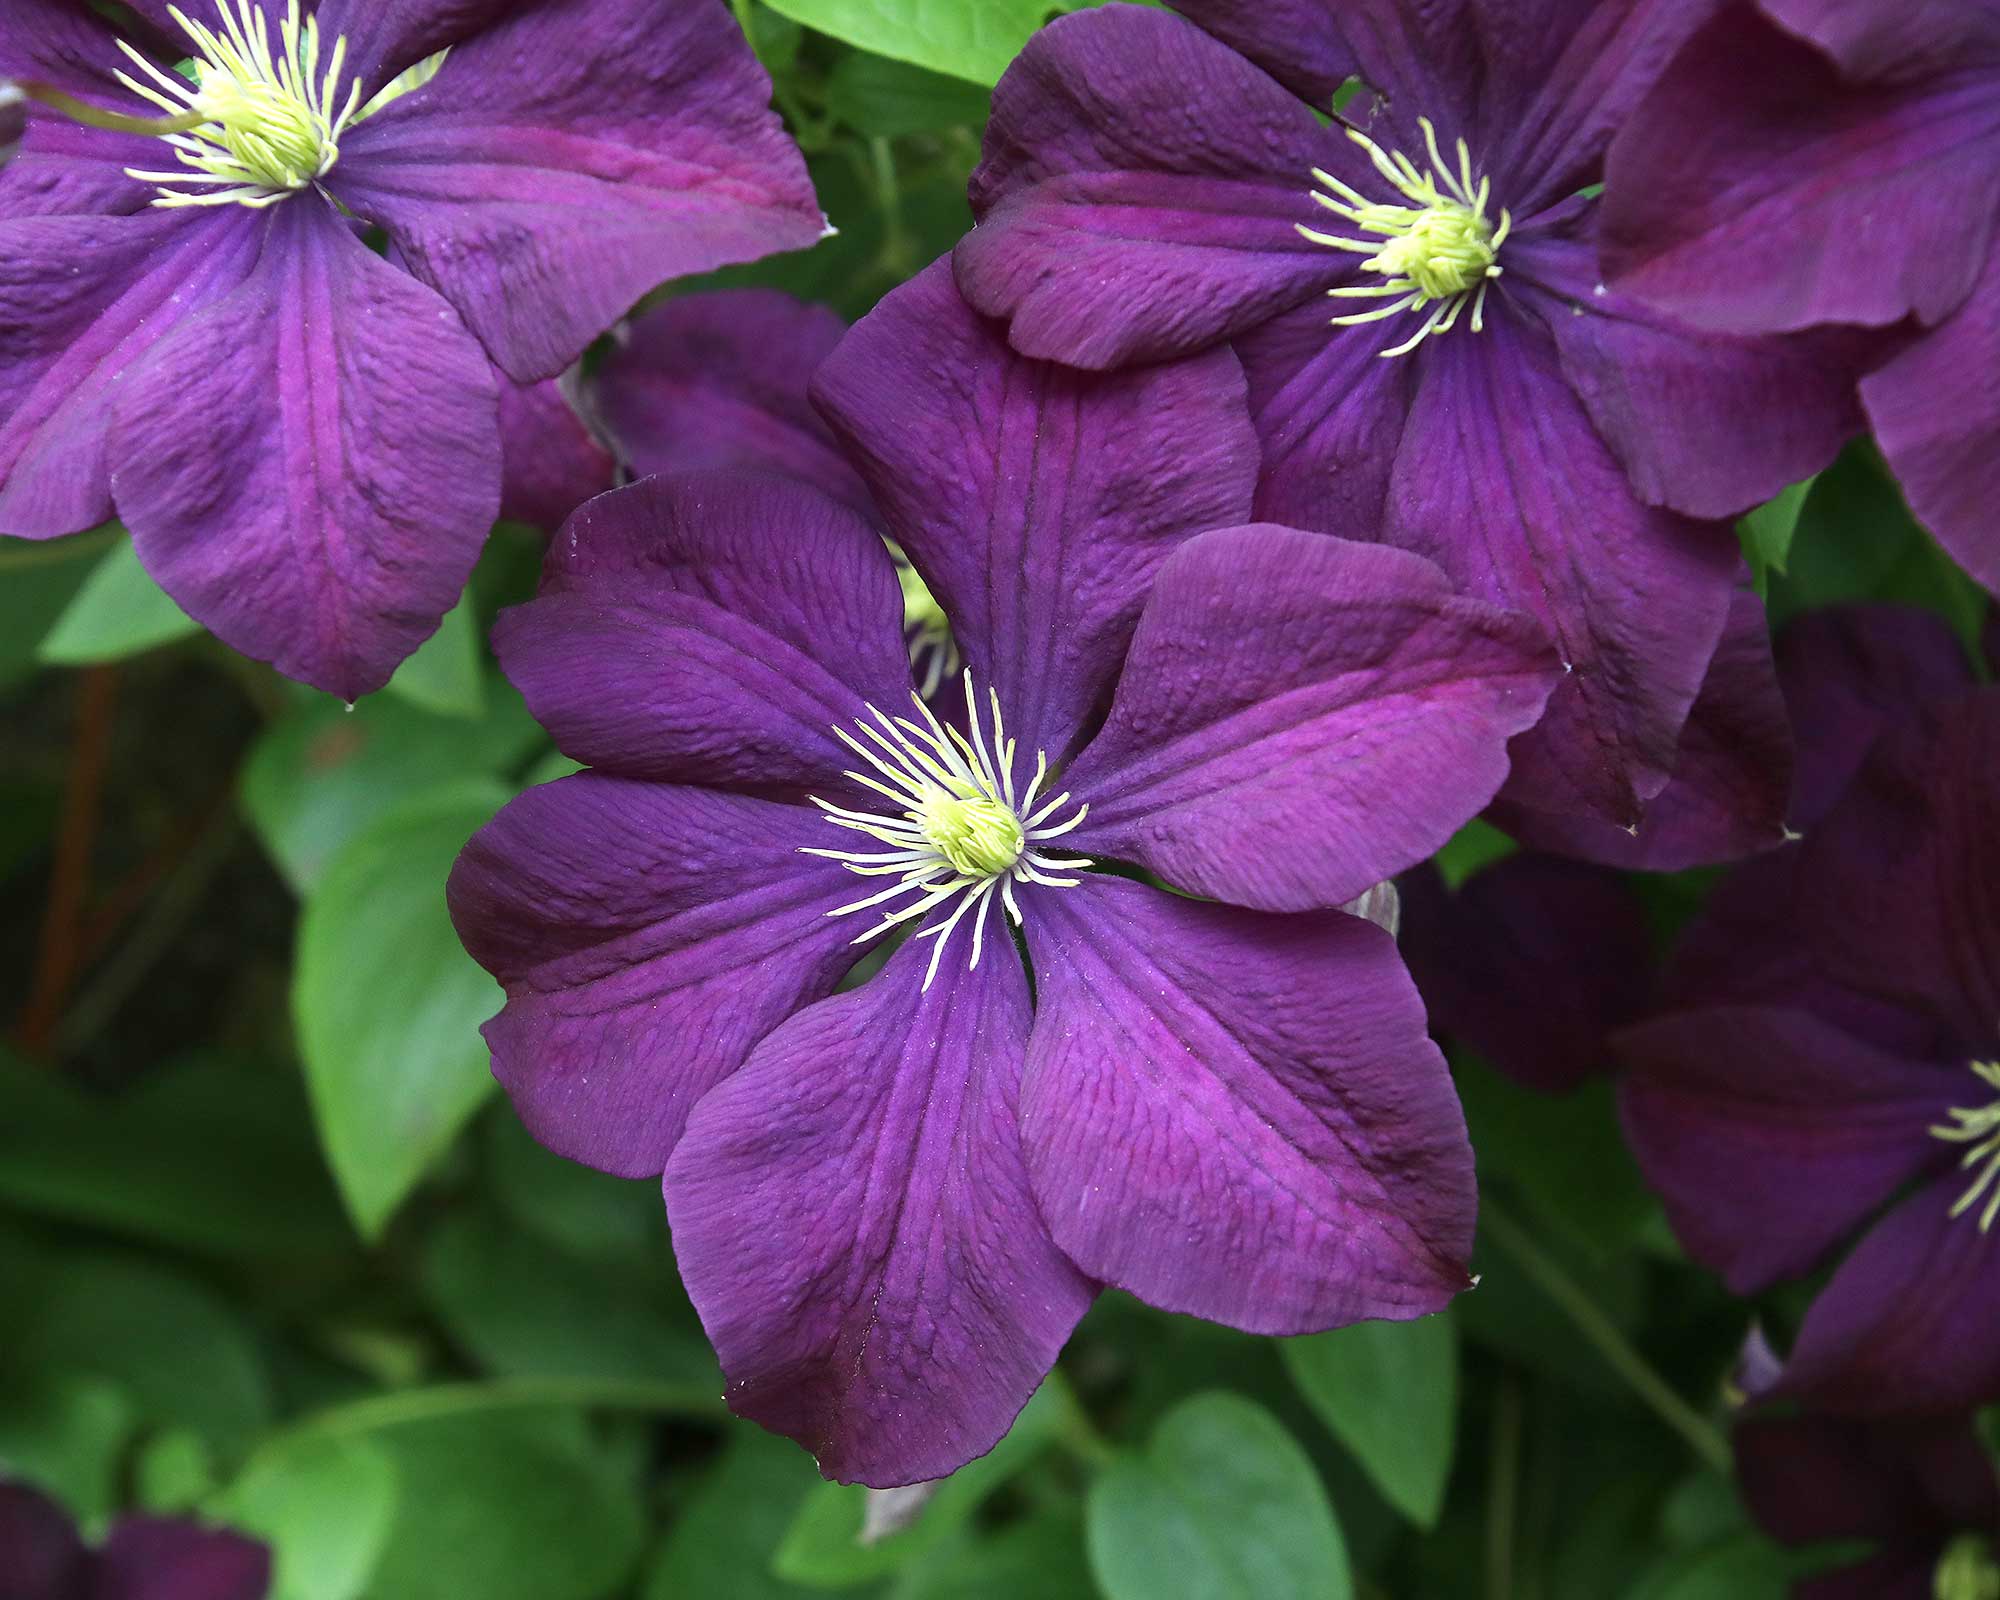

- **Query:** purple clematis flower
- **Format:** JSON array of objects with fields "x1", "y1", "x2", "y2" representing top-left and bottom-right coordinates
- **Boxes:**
[
  {"x1": 0, "y1": 1479, "x2": 269, "y2": 1600},
  {"x1": 1615, "y1": 609, "x2": 1999, "y2": 1417},
  {"x1": 0, "y1": 0, "x2": 821, "y2": 696},
  {"x1": 1602, "y1": 0, "x2": 2000, "y2": 595},
  {"x1": 448, "y1": 260, "x2": 1561, "y2": 1485},
  {"x1": 1735, "y1": 1412, "x2": 2000, "y2": 1600},
  {"x1": 954, "y1": 0, "x2": 1870, "y2": 835}
]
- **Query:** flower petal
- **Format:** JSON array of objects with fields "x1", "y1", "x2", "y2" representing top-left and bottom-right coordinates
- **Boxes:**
[
  {"x1": 1387, "y1": 306, "x2": 1740, "y2": 826},
  {"x1": 1760, "y1": 0, "x2": 2000, "y2": 78},
  {"x1": 1601, "y1": 8, "x2": 2000, "y2": 334},
  {"x1": 93, "y1": 1516, "x2": 271, "y2": 1600},
  {"x1": 332, "y1": 0, "x2": 822, "y2": 382},
  {"x1": 812, "y1": 258, "x2": 1259, "y2": 763},
  {"x1": 109, "y1": 199, "x2": 500, "y2": 699},
  {"x1": 1491, "y1": 587, "x2": 1795, "y2": 871},
  {"x1": 0, "y1": 208, "x2": 260, "y2": 537},
  {"x1": 1863, "y1": 250, "x2": 2000, "y2": 595},
  {"x1": 1513, "y1": 207, "x2": 1868, "y2": 521},
  {"x1": 495, "y1": 372, "x2": 613, "y2": 534},
  {"x1": 958, "y1": 6, "x2": 1345, "y2": 368},
  {"x1": 1777, "y1": 1180, "x2": 2000, "y2": 1416},
  {"x1": 1158, "y1": 0, "x2": 1361, "y2": 110},
  {"x1": 1018, "y1": 874, "x2": 1476, "y2": 1333},
  {"x1": 592, "y1": 289, "x2": 867, "y2": 514},
  {"x1": 0, "y1": 1481, "x2": 85, "y2": 1597},
  {"x1": 0, "y1": 0, "x2": 152, "y2": 97},
  {"x1": 316, "y1": 0, "x2": 533, "y2": 96},
  {"x1": 1065, "y1": 526, "x2": 1558, "y2": 910},
  {"x1": 492, "y1": 472, "x2": 910, "y2": 793},
  {"x1": 449, "y1": 774, "x2": 863, "y2": 1179},
  {"x1": 1615, "y1": 1004, "x2": 1959, "y2": 1293},
  {"x1": 665, "y1": 936, "x2": 1093, "y2": 1487},
  {"x1": 0, "y1": 117, "x2": 155, "y2": 220},
  {"x1": 1736, "y1": 1411, "x2": 2000, "y2": 1548}
]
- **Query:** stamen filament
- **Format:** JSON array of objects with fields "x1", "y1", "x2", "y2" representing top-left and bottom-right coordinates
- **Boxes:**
[{"x1": 1932, "y1": 1061, "x2": 2000, "y2": 1233}]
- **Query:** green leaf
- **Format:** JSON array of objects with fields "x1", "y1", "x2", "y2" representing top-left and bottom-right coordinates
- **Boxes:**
[
  {"x1": 135, "y1": 1428, "x2": 216, "y2": 1514},
  {"x1": 0, "y1": 1049, "x2": 351, "y2": 1259},
  {"x1": 362, "y1": 1410, "x2": 646, "y2": 1600},
  {"x1": 293, "y1": 781, "x2": 509, "y2": 1237},
  {"x1": 826, "y1": 51, "x2": 990, "y2": 135},
  {"x1": 642, "y1": 1427, "x2": 828, "y2": 1600},
  {"x1": 1086, "y1": 1392, "x2": 1350, "y2": 1600},
  {"x1": 1624, "y1": 1535, "x2": 1817, "y2": 1600},
  {"x1": 893, "y1": 1510, "x2": 1096, "y2": 1600},
  {"x1": 241, "y1": 689, "x2": 540, "y2": 893},
  {"x1": 218, "y1": 1434, "x2": 400, "y2": 1600},
  {"x1": 775, "y1": 1376, "x2": 1080, "y2": 1586},
  {"x1": 0, "y1": 529, "x2": 112, "y2": 687},
  {"x1": 0, "y1": 1371, "x2": 135, "y2": 1527},
  {"x1": 1435, "y1": 817, "x2": 1518, "y2": 890},
  {"x1": 1281, "y1": 1313, "x2": 1458, "y2": 1529},
  {"x1": 1736, "y1": 479, "x2": 1811, "y2": 579},
  {"x1": 384, "y1": 593, "x2": 485, "y2": 718},
  {"x1": 37, "y1": 534, "x2": 201, "y2": 665},
  {"x1": 758, "y1": 0, "x2": 1051, "y2": 84},
  {"x1": 480, "y1": 1109, "x2": 664, "y2": 1265}
]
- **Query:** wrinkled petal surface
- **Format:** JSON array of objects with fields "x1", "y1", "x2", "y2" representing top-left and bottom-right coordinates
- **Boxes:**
[{"x1": 666, "y1": 937, "x2": 1093, "y2": 1486}]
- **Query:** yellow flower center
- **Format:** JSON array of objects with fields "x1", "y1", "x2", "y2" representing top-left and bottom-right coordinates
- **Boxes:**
[{"x1": 918, "y1": 792, "x2": 1025, "y2": 878}]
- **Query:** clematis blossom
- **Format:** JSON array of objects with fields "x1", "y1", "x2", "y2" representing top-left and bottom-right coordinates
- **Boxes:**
[
  {"x1": 448, "y1": 261, "x2": 1561, "y2": 1485},
  {"x1": 0, "y1": 1479, "x2": 269, "y2": 1600},
  {"x1": 1616, "y1": 608, "x2": 2000, "y2": 1417},
  {"x1": 0, "y1": 0, "x2": 821, "y2": 696},
  {"x1": 954, "y1": 0, "x2": 1869, "y2": 835},
  {"x1": 1602, "y1": 0, "x2": 2000, "y2": 595}
]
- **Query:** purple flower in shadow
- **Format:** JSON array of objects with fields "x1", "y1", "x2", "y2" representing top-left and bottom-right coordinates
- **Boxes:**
[
  {"x1": 1603, "y1": 0, "x2": 2000, "y2": 596},
  {"x1": 447, "y1": 260, "x2": 1562, "y2": 1486},
  {"x1": 0, "y1": 1480, "x2": 269, "y2": 1600},
  {"x1": 1615, "y1": 607, "x2": 2000, "y2": 1416},
  {"x1": 0, "y1": 0, "x2": 822, "y2": 697},
  {"x1": 953, "y1": 0, "x2": 1871, "y2": 834},
  {"x1": 1735, "y1": 1411, "x2": 2000, "y2": 1600}
]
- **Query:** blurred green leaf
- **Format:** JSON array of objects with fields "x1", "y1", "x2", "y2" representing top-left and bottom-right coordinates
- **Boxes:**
[
  {"x1": 643, "y1": 1427, "x2": 829, "y2": 1600},
  {"x1": 363, "y1": 1410, "x2": 645, "y2": 1600},
  {"x1": 1281, "y1": 1313, "x2": 1458, "y2": 1529},
  {"x1": 0, "y1": 529, "x2": 116, "y2": 686},
  {"x1": 1087, "y1": 1392, "x2": 1350, "y2": 1600},
  {"x1": 893, "y1": 1510, "x2": 1095, "y2": 1599},
  {"x1": 826, "y1": 52, "x2": 990, "y2": 135},
  {"x1": 384, "y1": 594, "x2": 486, "y2": 718},
  {"x1": 0, "y1": 1050, "x2": 350, "y2": 1259},
  {"x1": 775, "y1": 1376, "x2": 1080, "y2": 1587},
  {"x1": 218, "y1": 1434, "x2": 399, "y2": 1600},
  {"x1": 134, "y1": 1428, "x2": 216, "y2": 1514},
  {"x1": 480, "y1": 1109, "x2": 663, "y2": 1266},
  {"x1": 1624, "y1": 1535, "x2": 1811, "y2": 1600},
  {"x1": 241, "y1": 688, "x2": 540, "y2": 893},
  {"x1": 1435, "y1": 818, "x2": 1518, "y2": 891},
  {"x1": 1737, "y1": 479, "x2": 1812, "y2": 579},
  {"x1": 0, "y1": 1372, "x2": 135, "y2": 1527},
  {"x1": 293, "y1": 781, "x2": 508, "y2": 1238},
  {"x1": 37, "y1": 534, "x2": 200, "y2": 665},
  {"x1": 758, "y1": 0, "x2": 1050, "y2": 84}
]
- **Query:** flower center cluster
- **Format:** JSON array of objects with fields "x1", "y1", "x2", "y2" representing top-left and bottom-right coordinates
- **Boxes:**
[
  {"x1": 889, "y1": 543, "x2": 961, "y2": 700},
  {"x1": 1936, "y1": 1534, "x2": 2000, "y2": 1600},
  {"x1": 1932, "y1": 1060, "x2": 2000, "y2": 1233},
  {"x1": 803, "y1": 676, "x2": 1090, "y2": 989},
  {"x1": 1298, "y1": 117, "x2": 1511, "y2": 359}
]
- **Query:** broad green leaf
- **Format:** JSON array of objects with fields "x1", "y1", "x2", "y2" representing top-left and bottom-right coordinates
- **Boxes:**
[
  {"x1": 293, "y1": 781, "x2": 508, "y2": 1237},
  {"x1": 893, "y1": 1510, "x2": 1095, "y2": 1600},
  {"x1": 135, "y1": 1429, "x2": 216, "y2": 1515},
  {"x1": 1435, "y1": 818, "x2": 1518, "y2": 890},
  {"x1": 480, "y1": 1109, "x2": 663, "y2": 1266},
  {"x1": 0, "y1": 1049, "x2": 350, "y2": 1259},
  {"x1": 241, "y1": 689, "x2": 540, "y2": 893},
  {"x1": 363, "y1": 1410, "x2": 646, "y2": 1600},
  {"x1": 384, "y1": 593, "x2": 485, "y2": 717},
  {"x1": 1281, "y1": 1313, "x2": 1458, "y2": 1528},
  {"x1": 218, "y1": 1434, "x2": 399, "y2": 1600},
  {"x1": 1625, "y1": 1535, "x2": 1818, "y2": 1600},
  {"x1": 37, "y1": 534, "x2": 200, "y2": 665},
  {"x1": 0, "y1": 1372, "x2": 134, "y2": 1527},
  {"x1": 826, "y1": 51, "x2": 990, "y2": 135},
  {"x1": 758, "y1": 0, "x2": 1053, "y2": 84},
  {"x1": 643, "y1": 1427, "x2": 828, "y2": 1600},
  {"x1": 775, "y1": 1376, "x2": 1080, "y2": 1586},
  {"x1": 1086, "y1": 1392, "x2": 1350, "y2": 1600},
  {"x1": 1737, "y1": 479, "x2": 1811, "y2": 578},
  {"x1": 0, "y1": 529, "x2": 111, "y2": 686}
]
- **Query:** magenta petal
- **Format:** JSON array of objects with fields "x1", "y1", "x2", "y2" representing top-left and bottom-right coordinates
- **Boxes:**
[
  {"x1": 1797, "y1": 1552, "x2": 1951, "y2": 1600},
  {"x1": 332, "y1": 0, "x2": 822, "y2": 382},
  {"x1": 93, "y1": 1517, "x2": 271, "y2": 1600},
  {"x1": 1616, "y1": 1004, "x2": 1958, "y2": 1294},
  {"x1": 1066, "y1": 526, "x2": 1558, "y2": 910},
  {"x1": 1863, "y1": 251, "x2": 2000, "y2": 595},
  {"x1": 1761, "y1": 0, "x2": 2000, "y2": 78},
  {"x1": 1602, "y1": 9, "x2": 2000, "y2": 334},
  {"x1": 0, "y1": 117, "x2": 155, "y2": 220},
  {"x1": 665, "y1": 938, "x2": 1093, "y2": 1487},
  {"x1": 1737, "y1": 1411, "x2": 2000, "y2": 1548},
  {"x1": 1493, "y1": 588, "x2": 1795, "y2": 872},
  {"x1": 449, "y1": 775, "x2": 863, "y2": 1179},
  {"x1": 0, "y1": 0, "x2": 150, "y2": 97},
  {"x1": 1390, "y1": 310, "x2": 1739, "y2": 826},
  {"x1": 494, "y1": 473, "x2": 910, "y2": 792},
  {"x1": 1778, "y1": 1181, "x2": 2000, "y2": 1416},
  {"x1": 592, "y1": 289, "x2": 867, "y2": 513},
  {"x1": 0, "y1": 1480, "x2": 86, "y2": 1597},
  {"x1": 1018, "y1": 876, "x2": 1475, "y2": 1333},
  {"x1": 0, "y1": 208, "x2": 260, "y2": 537},
  {"x1": 110, "y1": 200, "x2": 500, "y2": 698},
  {"x1": 1161, "y1": 0, "x2": 1360, "y2": 109},
  {"x1": 960, "y1": 7, "x2": 1344, "y2": 368},
  {"x1": 813, "y1": 258, "x2": 1259, "y2": 762},
  {"x1": 315, "y1": 0, "x2": 532, "y2": 95},
  {"x1": 495, "y1": 373, "x2": 614, "y2": 534}
]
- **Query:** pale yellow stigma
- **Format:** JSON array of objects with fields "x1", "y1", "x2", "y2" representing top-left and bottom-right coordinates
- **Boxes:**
[
  {"x1": 918, "y1": 792, "x2": 1025, "y2": 878},
  {"x1": 1932, "y1": 1060, "x2": 2000, "y2": 1233},
  {"x1": 1298, "y1": 116, "x2": 1511, "y2": 358}
]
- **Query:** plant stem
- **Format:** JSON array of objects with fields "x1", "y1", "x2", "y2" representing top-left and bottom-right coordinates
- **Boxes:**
[
  {"x1": 282, "y1": 1377, "x2": 731, "y2": 1443},
  {"x1": 1485, "y1": 1372, "x2": 1522, "y2": 1600},
  {"x1": 1481, "y1": 1202, "x2": 1731, "y2": 1475}
]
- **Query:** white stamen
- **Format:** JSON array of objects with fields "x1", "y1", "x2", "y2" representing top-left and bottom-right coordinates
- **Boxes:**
[{"x1": 1933, "y1": 1060, "x2": 2000, "y2": 1233}]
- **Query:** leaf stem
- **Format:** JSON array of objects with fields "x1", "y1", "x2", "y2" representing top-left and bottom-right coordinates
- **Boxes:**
[
  {"x1": 273, "y1": 1377, "x2": 731, "y2": 1445},
  {"x1": 1480, "y1": 1202, "x2": 1731, "y2": 1475}
]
